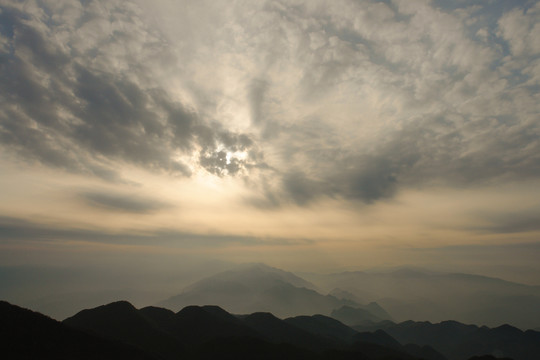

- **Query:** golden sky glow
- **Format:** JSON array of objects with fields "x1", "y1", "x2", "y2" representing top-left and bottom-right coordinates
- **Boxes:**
[{"x1": 1, "y1": 0, "x2": 540, "y2": 287}]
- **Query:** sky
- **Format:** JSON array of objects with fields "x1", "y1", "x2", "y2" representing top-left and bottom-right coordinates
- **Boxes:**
[{"x1": 1, "y1": 0, "x2": 540, "y2": 287}]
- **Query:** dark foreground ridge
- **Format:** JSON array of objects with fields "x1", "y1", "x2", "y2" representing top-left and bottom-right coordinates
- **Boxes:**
[
  {"x1": 3, "y1": 299, "x2": 537, "y2": 360},
  {"x1": 0, "y1": 300, "x2": 157, "y2": 360},
  {"x1": 354, "y1": 320, "x2": 540, "y2": 360}
]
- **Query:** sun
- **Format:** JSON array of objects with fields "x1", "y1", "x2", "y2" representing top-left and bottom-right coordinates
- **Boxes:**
[{"x1": 225, "y1": 150, "x2": 248, "y2": 165}]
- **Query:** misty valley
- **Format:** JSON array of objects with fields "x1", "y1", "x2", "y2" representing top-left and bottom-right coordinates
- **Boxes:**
[{"x1": 2, "y1": 263, "x2": 540, "y2": 360}]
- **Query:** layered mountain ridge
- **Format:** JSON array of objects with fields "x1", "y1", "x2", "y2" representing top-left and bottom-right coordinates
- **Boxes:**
[
  {"x1": 5, "y1": 299, "x2": 539, "y2": 360},
  {"x1": 4, "y1": 262, "x2": 540, "y2": 359},
  {"x1": 157, "y1": 263, "x2": 391, "y2": 321},
  {"x1": 302, "y1": 267, "x2": 540, "y2": 329}
]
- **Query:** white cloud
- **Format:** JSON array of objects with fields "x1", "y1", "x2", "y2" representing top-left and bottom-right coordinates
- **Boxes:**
[{"x1": 498, "y1": 2, "x2": 540, "y2": 57}]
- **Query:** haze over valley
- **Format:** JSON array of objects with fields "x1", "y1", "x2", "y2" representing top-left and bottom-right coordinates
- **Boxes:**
[{"x1": 3, "y1": 263, "x2": 540, "y2": 360}]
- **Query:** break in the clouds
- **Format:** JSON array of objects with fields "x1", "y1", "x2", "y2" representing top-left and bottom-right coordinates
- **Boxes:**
[{"x1": 0, "y1": 0, "x2": 263, "y2": 181}]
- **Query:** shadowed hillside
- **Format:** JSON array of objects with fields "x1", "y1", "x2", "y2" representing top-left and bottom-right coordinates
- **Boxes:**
[
  {"x1": 63, "y1": 300, "x2": 442, "y2": 359},
  {"x1": 9, "y1": 298, "x2": 536, "y2": 359},
  {"x1": 355, "y1": 319, "x2": 540, "y2": 360},
  {"x1": 0, "y1": 300, "x2": 158, "y2": 360},
  {"x1": 63, "y1": 301, "x2": 184, "y2": 359}
]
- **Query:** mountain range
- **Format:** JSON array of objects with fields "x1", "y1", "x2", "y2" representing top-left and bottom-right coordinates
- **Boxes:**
[
  {"x1": 0, "y1": 299, "x2": 438, "y2": 360},
  {"x1": 5, "y1": 298, "x2": 538, "y2": 360},
  {"x1": 354, "y1": 319, "x2": 540, "y2": 360},
  {"x1": 4, "y1": 262, "x2": 539, "y2": 331},
  {"x1": 157, "y1": 263, "x2": 540, "y2": 330},
  {"x1": 61, "y1": 300, "x2": 448, "y2": 359},
  {"x1": 302, "y1": 268, "x2": 540, "y2": 329},
  {"x1": 3, "y1": 262, "x2": 540, "y2": 359},
  {"x1": 0, "y1": 300, "x2": 157, "y2": 360},
  {"x1": 158, "y1": 263, "x2": 388, "y2": 320}
]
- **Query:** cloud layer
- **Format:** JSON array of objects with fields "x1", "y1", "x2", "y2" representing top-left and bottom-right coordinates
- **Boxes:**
[
  {"x1": 0, "y1": 0, "x2": 263, "y2": 182},
  {"x1": 234, "y1": 0, "x2": 540, "y2": 206},
  {"x1": 1, "y1": 0, "x2": 539, "y2": 207}
]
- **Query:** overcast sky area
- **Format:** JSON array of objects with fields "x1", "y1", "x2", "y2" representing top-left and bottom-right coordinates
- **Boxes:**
[{"x1": 1, "y1": 0, "x2": 540, "y2": 287}]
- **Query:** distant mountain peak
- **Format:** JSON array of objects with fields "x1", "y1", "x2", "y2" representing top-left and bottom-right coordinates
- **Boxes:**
[
  {"x1": 99, "y1": 300, "x2": 137, "y2": 310},
  {"x1": 239, "y1": 262, "x2": 279, "y2": 271},
  {"x1": 331, "y1": 304, "x2": 393, "y2": 326},
  {"x1": 1, "y1": 300, "x2": 160, "y2": 359},
  {"x1": 157, "y1": 264, "x2": 356, "y2": 317},
  {"x1": 245, "y1": 311, "x2": 279, "y2": 321},
  {"x1": 64, "y1": 300, "x2": 138, "y2": 320},
  {"x1": 176, "y1": 305, "x2": 210, "y2": 316},
  {"x1": 330, "y1": 288, "x2": 362, "y2": 302},
  {"x1": 180, "y1": 262, "x2": 317, "y2": 293}
]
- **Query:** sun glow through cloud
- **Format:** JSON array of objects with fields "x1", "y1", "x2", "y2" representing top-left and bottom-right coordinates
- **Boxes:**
[{"x1": 0, "y1": 0, "x2": 539, "y2": 288}]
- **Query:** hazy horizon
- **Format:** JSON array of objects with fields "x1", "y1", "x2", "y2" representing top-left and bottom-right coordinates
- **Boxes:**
[{"x1": 1, "y1": 0, "x2": 540, "y2": 313}]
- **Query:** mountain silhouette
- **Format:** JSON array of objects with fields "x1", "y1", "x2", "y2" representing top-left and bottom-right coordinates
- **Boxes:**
[
  {"x1": 68, "y1": 300, "x2": 435, "y2": 358},
  {"x1": 63, "y1": 300, "x2": 425, "y2": 359},
  {"x1": 348, "y1": 341, "x2": 421, "y2": 360},
  {"x1": 13, "y1": 299, "x2": 532, "y2": 359},
  {"x1": 352, "y1": 330, "x2": 447, "y2": 360},
  {"x1": 241, "y1": 311, "x2": 340, "y2": 351},
  {"x1": 0, "y1": 300, "x2": 158, "y2": 359},
  {"x1": 63, "y1": 301, "x2": 184, "y2": 360},
  {"x1": 157, "y1": 263, "x2": 363, "y2": 317},
  {"x1": 355, "y1": 319, "x2": 540, "y2": 360},
  {"x1": 402, "y1": 343, "x2": 448, "y2": 360},
  {"x1": 138, "y1": 305, "x2": 177, "y2": 330},
  {"x1": 285, "y1": 314, "x2": 358, "y2": 342},
  {"x1": 353, "y1": 329, "x2": 402, "y2": 348},
  {"x1": 284, "y1": 314, "x2": 447, "y2": 360},
  {"x1": 304, "y1": 268, "x2": 540, "y2": 329},
  {"x1": 331, "y1": 304, "x2": 390, "y2": 325},
  {"x1": 168, "y1": 305, "x2": 259, "y2": 343}
]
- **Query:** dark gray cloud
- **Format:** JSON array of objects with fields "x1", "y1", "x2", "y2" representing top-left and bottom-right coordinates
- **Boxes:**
[
  {"x1": 282, "y1": 172, "x2": 322, "y2": 206},
  {"x1": 0, "y1": 1, "x2": 262, "y2": 181},
  {"x1": 0, "y1": 216, "x2": 313, "y2": 248},
  {"x1": 272, "y1": 142, "x2": 416, "y2": 206},
  {"x1": 80, "y1": 191, "x2": 172, "y2": 214},
  {"x1": 482, "y1": 217, "x2": 540, "y2": 234},
  {"x1": 256, "y1": 109, "x2": 540, "y2": 208},
  {"x1": 248, "y1": 78, "x2": 269, "y2": 125},
  {"x1": 470, "y1": 207, "x2": 540, "y2": 234}
]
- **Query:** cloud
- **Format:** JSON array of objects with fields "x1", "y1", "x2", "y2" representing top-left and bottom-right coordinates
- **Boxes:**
[
  {"x1": 0, "y1": 216, "x2": 313, "y2": 248},
  {"x1": 497, "y1": 2, "x2": 540, "y2": 58},
  {"x1": 1, "y1": 0, "x2": 539, "y2": 209},
  {"x1": 80, "y1": 191, "x2": 172, "y2": 214},
  {"x1": 485, "y1": 217, "x2": 540, "y2": 234},
  {"x1": 0, "y1": 0, "x2": 262, "y2": 182},
  {"x1": 281, "y1": 172, "x2": 323, "y2": 206},
  {"x1": 248, "y1": 78, "x2": 269, "y2": 126},
  {"x1": 471, "y1": 206, "x2": 540, "y2": 234},
  {"x1": 232, "y1": 0, "x2": 540, "y2": 207}
]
